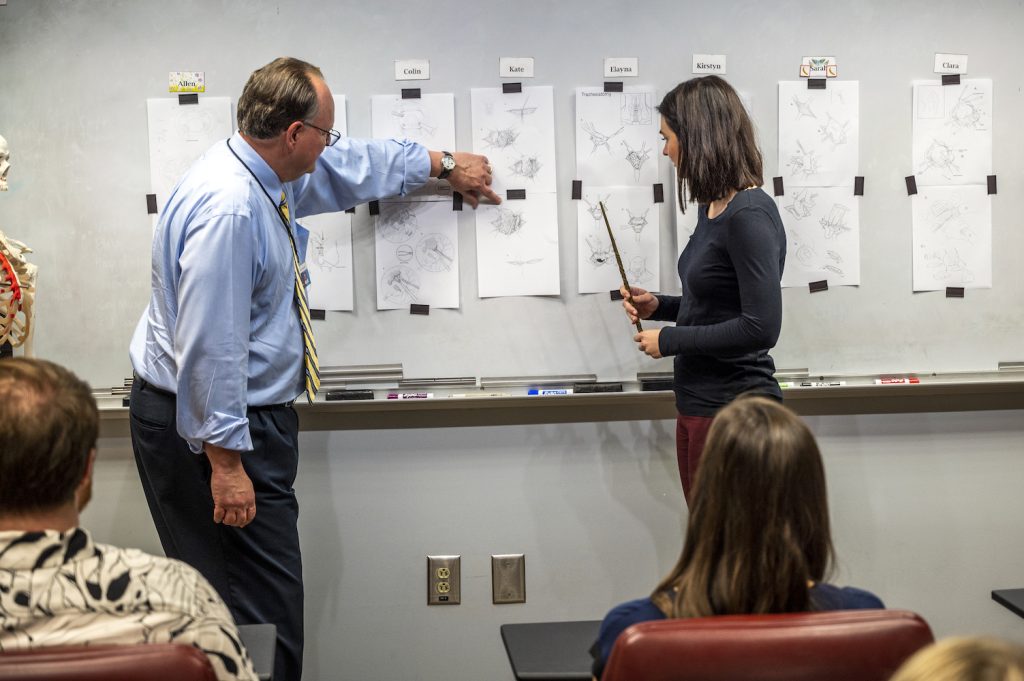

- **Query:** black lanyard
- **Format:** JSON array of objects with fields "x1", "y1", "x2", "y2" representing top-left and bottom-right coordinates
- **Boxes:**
[{"x1": 226, "y1": 138, "x2": 296, "y2": 242}]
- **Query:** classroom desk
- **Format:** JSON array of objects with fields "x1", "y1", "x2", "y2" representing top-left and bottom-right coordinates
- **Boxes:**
[
  {"x1": 500, "y1": 620, "x2": 601, "y2": 681},
  {"x1": 992, "y1": 589, "x2": 1024, "y2": 619},
  {"x1": 237, "y1": 623, "x2": 276, "y2": 681}
]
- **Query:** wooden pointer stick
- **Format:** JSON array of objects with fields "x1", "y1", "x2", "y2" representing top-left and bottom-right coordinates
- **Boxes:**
[{"x1": 598, "y1": 201, "x2": 643, "y2": 333}]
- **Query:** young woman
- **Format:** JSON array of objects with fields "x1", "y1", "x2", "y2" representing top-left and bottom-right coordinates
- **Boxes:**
[
  {"x1": 591, "y1": 396, "x2": 883, "y2": 680},
  {"x1": 891, "y1": 637, "x2": 1024, "y2": 681},
  {"x1": 622, "y1": 76, "x2": 785, "y2": 503}
]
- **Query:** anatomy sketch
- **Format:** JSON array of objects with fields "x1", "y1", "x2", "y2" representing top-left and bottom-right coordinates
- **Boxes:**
[
  {"x1": 472, "y1": 86, "x2": 557, "y2": 194},
  {"x1": 375, "y1": 200, "x2": 460, "y2": 309},
  {"x1": 301, "y1": 210, "x2": 354, "y2": 312},
  {"x1": 476, "y1": 193, "x2": 560, "y2": 298},
  {"x1": 576, "y1": 86, "x2": 661, "y2": 186},
  {"x1": 372, "y1": 93, "x2": 456, "y2": 200},
  {"x1": 911, "y1": 186, "x2": 991, "y2": 291},
  {"x1": 912, "y1": 79, "x2": 992, "y2": 187},
  {"x1": 577, "y1": 186, "x2": 660, "y2": 294},
  {"x1": 778, "y1": 81, "x2": 859, "y2": 187},
  {"x1": 777, "y1": 187, "x2": 860, "y2": 288}
]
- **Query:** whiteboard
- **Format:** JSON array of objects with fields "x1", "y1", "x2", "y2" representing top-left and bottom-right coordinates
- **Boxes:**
[{"x1": 0, "y1": 0, "x2": 1021, "y2": 390}]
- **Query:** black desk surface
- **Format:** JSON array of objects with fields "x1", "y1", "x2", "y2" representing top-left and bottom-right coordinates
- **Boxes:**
[
  {"x1": 238, "y1": 623, "x2": 276, "y2": 681},
  {"x1": 500, "y1": 620, "x2": 601, "y2": 681},
  {"x1": 992, "y1": 589, "x2": 1024, "y2": 619}
]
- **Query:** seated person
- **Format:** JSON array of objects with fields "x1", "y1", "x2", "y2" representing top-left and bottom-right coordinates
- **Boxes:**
[
  {"x1": 591, "y1": 395, "x2": 884, "y2": 679},
  {"x1": 0, "y1": 358, "x2": 257, "y2": 681},
  {"x1": 891, "y1": 636, "x2": 1024, "y2": 681}
]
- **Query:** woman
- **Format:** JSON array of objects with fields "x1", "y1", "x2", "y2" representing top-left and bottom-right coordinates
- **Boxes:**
[
  {"x1": 622, "y1": 76, "x2": 785, "y2": 503},
  {"x1": 891, "y1": 637, "x2": 1024, "y2": 681},
  {"x1": 591, "y1": 396, "x2": 883, "y2": 680}
]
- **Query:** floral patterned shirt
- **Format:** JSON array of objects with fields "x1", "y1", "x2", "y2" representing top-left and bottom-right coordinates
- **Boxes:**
[{"x1": 0, "y1": 528, "x2": 257, "y2": 681}]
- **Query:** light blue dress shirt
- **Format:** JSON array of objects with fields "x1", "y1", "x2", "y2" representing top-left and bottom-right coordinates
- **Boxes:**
[{"x1": 129, "y1": 132, "x2": 429, "y2": 453}]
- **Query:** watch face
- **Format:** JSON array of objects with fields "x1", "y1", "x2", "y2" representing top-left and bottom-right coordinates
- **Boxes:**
[{"x1": 442, "y1": 154, "x2": 456, "y2": 171}]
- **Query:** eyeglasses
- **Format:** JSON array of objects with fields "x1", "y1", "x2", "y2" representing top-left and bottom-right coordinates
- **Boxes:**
[{"x1": 302, "y1": 121, "x2": 342, "y2": 147}]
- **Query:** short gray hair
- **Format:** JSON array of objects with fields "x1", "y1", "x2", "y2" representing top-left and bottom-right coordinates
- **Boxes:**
[{"x1": 237, "y1": 57, "x2": 324, "y2": 139}]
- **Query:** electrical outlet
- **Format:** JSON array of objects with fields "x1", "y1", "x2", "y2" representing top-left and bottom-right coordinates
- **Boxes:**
[
  {"x1": 492, "y1": 553, "x2": 526, "y2": 604},
  {"x1": 427, "y1": 555, "x2": 460, "y2": 605}
]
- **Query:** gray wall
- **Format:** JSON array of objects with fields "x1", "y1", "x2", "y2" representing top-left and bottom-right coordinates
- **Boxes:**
[{"x1": 1, "y1": 0, "x2": 1023, "y2": 386}]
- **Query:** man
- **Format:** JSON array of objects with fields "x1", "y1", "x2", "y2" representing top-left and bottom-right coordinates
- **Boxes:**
[
  {"x1": 0, "y1": 358, "x2": 257, "y2": 681},
  {"x1": 128, "y1": 57, "x2": 499, "y2": 681}
]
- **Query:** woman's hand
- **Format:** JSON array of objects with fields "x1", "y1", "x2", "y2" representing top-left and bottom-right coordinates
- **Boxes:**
[
  {"x1": 634, "y1": 329, "x2": 663, "y2": 359},
  {"x1": 621, "y1": 286, "x2": 659, "y2": 324}
]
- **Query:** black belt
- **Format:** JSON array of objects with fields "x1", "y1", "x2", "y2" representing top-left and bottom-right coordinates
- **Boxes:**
[{"x1": 133, "y1": 373, "x2": 294, "y2": 410}]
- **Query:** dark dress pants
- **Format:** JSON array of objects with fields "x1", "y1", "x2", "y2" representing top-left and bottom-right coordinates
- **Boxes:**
[{"x1": 129, "y1": 379, "x2": 304, "y2": 681}]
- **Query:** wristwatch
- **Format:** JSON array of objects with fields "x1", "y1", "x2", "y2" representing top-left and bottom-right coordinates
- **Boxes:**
[{"x1": 438, "y1": 151, "x2": 456, "y2": 180}]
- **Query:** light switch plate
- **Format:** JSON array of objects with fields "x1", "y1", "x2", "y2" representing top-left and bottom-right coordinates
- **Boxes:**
[
  {"x1": 492, "y1": 553, "x2": 526, "y2": 604},
  {"x1": 427, "y1": 555, "x2": 460, "y2": 605}
]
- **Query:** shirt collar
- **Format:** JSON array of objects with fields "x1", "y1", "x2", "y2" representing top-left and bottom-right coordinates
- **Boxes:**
[
  {"x1": 0, "y1": 528, "x2": 96, "y2": 570},
  {"x1": 228, "y1": 131, "x2": 286, "y2": 201}
]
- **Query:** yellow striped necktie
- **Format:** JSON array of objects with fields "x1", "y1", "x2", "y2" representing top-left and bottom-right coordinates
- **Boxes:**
[{"x1": 279, "y1": 191, "x2": 320, "y2": 402}]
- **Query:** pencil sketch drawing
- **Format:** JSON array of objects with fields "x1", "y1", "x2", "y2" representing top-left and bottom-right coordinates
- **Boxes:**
[
  {"x1": 930, "y1": 200, "x2": 976, "y2": 242},
  {"x1": 379, "y1": 203, "x2": 419, "y2": 243},
  {"x1": 786, "y1": 141, "x2": 821, "y2": 178},
  {"x1": 917, "y1": 138, "x2": 965, "y2": 179},
  {"x1": 621, "y1": 140, "x2": 651, "y2": 181},
  {"x1": 395, "y1": 244, "x2": 414, "y2": 263},
  {"x1": 621, "y1": 207, "x2": 650, "y2": 242},
  {"x1": 509, "y1": 155, "x2": 543, "y2": 181},
  {"x1": 790, "y1": 94, "x2": 816, "y2": 119},
  {"x1": 826, "y1": 249, "x2": 842, "y2": 263},
  {"x1": 391, "y1": 103, "x2": 437, "y2": 140},
  {"x1": 822, "y1": 264, "x2": 844, "y2": 276},
  {"x1": 626, "y1": 256, "x2": 654, "y2": 284},
  {"x1": 948, "y1": 85, "x2": 987, "y2": 131},
  {"x1": 415, "y1": 233, "x2": 455, "y2": 272},
  {"x1": 311, "y1": 230, "x2": 344, "y2": 271},
  {"x1": 819, "y1": 203, "x2": 851, "y2": 239},
  {"x1": 924, "y1": 247, "x2": 975, "y2": 284},
  {"x1": 380, "y1": 265, "x2": 421, "y2": 304},
  {"x1": 585, "y1": 236, "x2": 613, "y2": 268},
  {"x1": 817, "y1": 113, "x2": 849, "y2": 147},
  {"x1": 507, "y1": 95, "x2": 538, "y2": 122},
  {"x1": 621, "y1": 93, "x2": 653, "y2": 125},
  {"x1": 784, "y1": 188, "x2": 818, "y2": 219},
  {"x1": 583, "y1": 195, "x2": 611, "y2": 223},
  {"x1": 491, "y1": 208, "x2": 526, "y2": 236},
  {"x1": 505, "y1": 256, "x2": 544, "y2": 274},
  {"x1": 482, "y1": 127, "x2": 521, "y2": 149},
  {"x1": 581, "y1": 120, "x2": 624, "y2": 154}
]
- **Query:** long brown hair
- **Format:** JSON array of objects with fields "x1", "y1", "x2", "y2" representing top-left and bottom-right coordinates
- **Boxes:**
[
  {"x1": 651, "y1": 395, "x2": 835, "y2": 618},
  {"x1": 657, "y1": 75, "x2": 763, "y2": 209}
]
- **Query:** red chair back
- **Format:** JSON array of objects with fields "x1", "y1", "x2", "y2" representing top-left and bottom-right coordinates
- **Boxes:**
[{"x1": 0, "y1": 643, "x2": 217, "y2": 681}]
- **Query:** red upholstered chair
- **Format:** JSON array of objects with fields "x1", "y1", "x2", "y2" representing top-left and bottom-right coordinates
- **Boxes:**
[
  {"x1": 0, "y1": 643, "x2": 217, "y2": 681},
  {"x1": 602, "y1": 609, "x2": 934, "y2": 681}
]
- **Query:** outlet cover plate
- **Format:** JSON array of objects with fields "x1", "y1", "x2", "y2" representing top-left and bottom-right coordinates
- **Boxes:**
[
  {"x1": 492, "y1": 553, "x2": 526, "y2": 604},
  {"x1": 427, "y1": 555, "x2": 460, "y2": 605}
]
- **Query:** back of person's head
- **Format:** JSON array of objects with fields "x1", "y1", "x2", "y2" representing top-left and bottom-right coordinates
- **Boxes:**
[
  {"x1": 891, "y1": 636, "x2": 1024, "y2": 681},
  {"x1": 656, "y1": 75, "x2": 763, "y2": 206},
  {"x1": 653, "y1": 395, "x2": 834, "y2": 618},
  {"x1": 237, "y1": 56, "x2": 325, "y2": 140},
  {"x1": 0, "y1": 358, "x2": 97, "y2": 516}
]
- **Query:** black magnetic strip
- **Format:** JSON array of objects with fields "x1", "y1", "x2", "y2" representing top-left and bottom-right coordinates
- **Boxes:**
[
  {"x1": 453, "y1": 192, "x2": 464, "y2": 211},
  {"x1": 609, "y1": 290, "x2": 624, "y2": 301},
  {"x1": 942, "y1": 74, "x2": 961, "y2": 86},
  {"x1": 854, "y1": 176, "x2": 865, "y2": 196},
  {"x1": 178, "y1": 93, "x2": 199, "y2": 105},
  {"x1": 905, "y1": 176, "x2": 918, "y2": 196},
  {"x1": 146, "y1": 194, "x2": 158, "y2": 214},
  {"x1": 502, "y1": 82, "x2": 523, "y2": 94},
  {"x1": 809, "y1": 280, "x2": 828, "y2": 293},
  {"x1": 368, "y1": 200, "x2": 380, "y2": 215},
  {"x1": 653, "y1": 183, "x2": 665, "y2": 203},
  {"x1": 401, "y1": 88, "x2": 421, "y2": 99},
  {"x1": 807, "y1": 79, "x2": 826, "y2": 90},
  {"x1": 571, "y1": 180, "x2": 582, "y2": 200},
  {"x1": 309, "y1": 309, "x2": 326, "y2": 320},
  {"x1": 345, "y1": 207, "x2": 356, "y2": 214},
  {"x1": 946, "y1": 287, "x2": 965, "y2": 298},
  {"x1": 604, "y1": 81, "x2": 624, "y2": 93},
  {"x1": 410, "y1": 304, "x2": 430, "y2": 315},
  {"x1": 773, "y1": 177, "x2": 784, "y2": 197},
  {"x1": 507, "y1": 189, "x2": 526, "y2": 200},
  {"x1": 987, "y1": 175, "x2": 997, "y2": 194}
]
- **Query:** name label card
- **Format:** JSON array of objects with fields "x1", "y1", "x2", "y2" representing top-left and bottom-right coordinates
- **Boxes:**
[
  {"x1": 169, "y1": 71, "x2": 205, "y2": 93},
  {"x1": 799, "y1": 56, "x2": 837, "y2": 78},
  {"x1": 692, "y1": 54, "x2": 727, "y2": 74},
  {"x1": 604, "y1": 57, "x2": 638, "y2": 78},
  {"x1": 934, "y1": 53, "x2": 968, "y2": 74},
  {"x1": 499, "y1": 57, "x2": 534, "y2": 78},
  {"x1": 395, "y1": 59, "x2": 430, "y2": 81}
]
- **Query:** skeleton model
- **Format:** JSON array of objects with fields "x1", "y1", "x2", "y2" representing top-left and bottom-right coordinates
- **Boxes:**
[{"x1": 0, "y1": 231, "x2": 37, "y2": 354}]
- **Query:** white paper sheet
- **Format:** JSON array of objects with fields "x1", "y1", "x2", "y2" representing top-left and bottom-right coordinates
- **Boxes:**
[
  {"x1": 912, "y1": 79, "x2": 992, "y2": 186},
  {"x1": 777, "y1": 187, "x2": 860, "y2": 287},
  {"x1": 302, "y1": 211, "x2": 354, "y2": 311},
  {"x1": 778, "y1": 82, "x2": 859, "y2": 188},
  {"x1": 476, "y1": 194, "x2": 560, "y2": 298},
  {"x1": 375, "y1": 200, "x2": 460, "y2": 309},
  {"x1": 371, "y1": 93, "x2": 455, "y2": 201},
  {"x1": 146, "y1": 97, "x2": 232, "y2": 213},
  {"x1": 575, "y1": 87, "x2": 661, "y2": 186},
  {"x1": 471, "y1": 86, "x2": 557, "y2": 194},
  {"x1": 577, "y1": 186, "x2": 660, "y2": 293},
  {"x1": 911, "y1": 185, "x2": 991, "y2": 290}
]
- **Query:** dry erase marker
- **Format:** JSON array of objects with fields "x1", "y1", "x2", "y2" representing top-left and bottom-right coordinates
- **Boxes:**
[
  {"x1": 875, "y1": 377, "x2": 920, "y2": 385},
  {"x1": 448, "y1": 392, "x2": 511, "y2": 398},
  {"x1": 527, "y1": 388, "x2": 573, "y2": 396},
  {"x1": 799, "y1": 381, "x2": 847, "y2": 387},
  {"x1": 386, "y1": 392, "x2": 433, "y2": 400},
  {"x1": 777, "y1": 381, "x2": 794, "y2": 388}
]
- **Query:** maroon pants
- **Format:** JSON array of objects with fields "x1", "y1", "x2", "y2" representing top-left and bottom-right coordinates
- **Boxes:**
[{"x1": 676, "y1": 414, "x2": 714, "y2": 505}]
